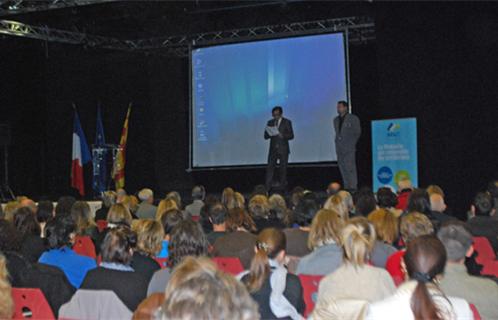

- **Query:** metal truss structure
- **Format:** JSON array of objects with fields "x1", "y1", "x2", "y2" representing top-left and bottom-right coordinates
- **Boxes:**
[
  {"x1": 0, "y1": 0, "x2": 116, "y2": 17},
  {"x1": 0, "y1": 15, "x2": 375, "y2": 56}
]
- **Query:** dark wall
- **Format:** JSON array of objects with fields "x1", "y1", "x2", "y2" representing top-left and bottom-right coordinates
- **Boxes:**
[{"x1": 0, "y1": 2, "x2": 497, "y2": 215}]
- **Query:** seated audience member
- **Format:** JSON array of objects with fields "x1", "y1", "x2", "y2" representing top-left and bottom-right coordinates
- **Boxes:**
[
  {"x1": 165, "y1": 191, "x2": 182, "y2": 210},
  {"x1": 234, "y1": 192, "x2": 246, "y2": 209},
  {"x1": 289, "y1": 186, "x2": 305, "y2": 211},
  {"x1": 212, "y1": 208, "x2": 257, "y2": 270},
  {"x1": 0, "y1": 253, "x2": 13, "y2": 319},
  {"x1": 131, "y1": 220, "x2": 163, "y2": 282},
  {"x1": 14, "y1": 207, "x2": 46, "y2": 263},
  {"x1": 367, "y1": 235, "x2": 472, "y2": 320},
  {"x1": 95, "y1": 191, "x2": 117, "y2": 221},
  {"x1": 95, "y1": 203, "x2": 133, "y2": 254},
  {"x1": 337, "y1": 190, "x2": 355, "y2": 217},
  {"x1": 396, "y1": 179, "x2": 413, "y2": 211},
  {"x1": 353, "y1": 188, "x2": 378, "y2": 217},
  {"x1": 156, "y1": 209, "x2": 183, "y2": 259},
  {"x1": 386, "y1": 212, "x2": 434, "y2": 286},
  {"x1": 39, "y1": 216, "x2": 97, "y2": 288},
  {"x1": 312, "y1": 217, "x2": 395, "y2": 319},
  {"x1": 323, "y1": 194, "x2": 349, "y2": 221},
  {"x1": 37, "y1": 200, "x2": 54, "y2": 237},
  {"x1": 241, "y1": 228, "x2": 305, "y2": 319},
  {"x1": 206, "y1": 202, "x2": 228, "y2": 245},
  {"x1": 292, "y1": 191, "x2": 319, "y2": 227},
  {"x1": 55, "y1": 196, "x2": 77, "y2": 218},
  {"x1": 129, "y1": 195, "x2": 140, "y2": 215},
  {"x1": 81, "y1": 226, "x2": 148, "y2": 311},
  {"x1": 406, "y1": 188, "x2": 432, "y2": 216},
  {"x1": 367, "y1": 209, "x2": 399, "y2": 268},
  {"x1": 269, "y1": 194, "x2": 292, "y2": 227},
  {"x1": 376, "y1": 187, "x2": 402, "y2": 217},
  {"x1": 116, "y1": 188, "x2": 127, "y2": 203},
  {"x1": 185, "y1": 185, "x2": 205, "y2": 217},
  {"x1": 221, "y1": 187, "x2": 237, "y2": 210},
  {"x1": 157, "y1": 257, "x2": 260, "y2": 320},
  {"x1": 19, "y1": 198, "x2": 37, "y2": 213},
  {"x1": 296, "y1": 209, "x2": 344, "y2": 275},
  {"x1": 3, "y1": 200, "x2": 20, "y2": 222},
  {"x1": 71, "y1": 201, "x2": 99, "y2": 242},
  {"x1": 467, "y1": 191, "x2": 498, "y2": 253},
  {"x1": 156, "y1": 199, "x2": 178, "y2": 220},
  {"x1": 427, "y1": 184, "x2": 445, "y2": 197},
  {"x1": 429, "y1": 193, "x2": 455, "y2": 231},
  {"x1": 147, "y1": 220, "x2": 209, "y2": 295},
  {"x1": 326, "y1": 181, "x2": 341, "y2": 197},
  {"x1": 199, "y1": 194, "x2": 218, "y2": 235},
  {"x1": 136, "y1": 188, "x2": 157, "y2": 219},
  {"x1": 249, "y1": 195, "x2": 285, "y2": 232},
  {"x1": 437, "y1": 223, "x2": 498, "y2": 319}
]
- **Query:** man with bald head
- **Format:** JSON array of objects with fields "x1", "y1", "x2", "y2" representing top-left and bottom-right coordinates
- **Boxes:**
[
  {"x1": 326, "y1": 182, "x2": 341, "y2": 196},
  {"x1": 20, "y1": 198, "x2": 37, "y2": 213}
]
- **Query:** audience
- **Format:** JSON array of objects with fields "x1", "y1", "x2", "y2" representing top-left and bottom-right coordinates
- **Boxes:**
[
  {"x1": 185, "y1": 185, "x2": 205, "y2": 217},
  {"x1": 156, "y1": 209, "x2": 183, "y2": 259},
  {"x1": 156, "y1": 198, "x2": 178, "y2": 220},
  {"x1": 367, "y1": 208, "x2": 399, "y2": 268},
  {"x1": 406, "y1": 188, "x2": 432, "y2": 217},
  {"x1": 80, "y1": 226, "x2": 148, "y2": 311},
  {"x1": 212, "y1": 207, "x2": 257, "y2": 269},
  {"x1": 367, "y1": 235, "x2": 472, "y2": 320},
  {"x1": 131, "y1": 219, "x2": 163, "y2": 282},
  {"x1": 136, "y1": 188, "x2": 157, "y2": 219},
  {"x1": 249, "y1": 194, "x2": 285, "y2": 232},
  {"x1": 326, "y1": 181, "x2": 341, "y2": 196},
  {"x1": 353, "y1": 188, "x2": 377, "y2": 216},
  {"x1": 312, "y1": 217, "x2": 395, "y2": 319},
  {"x1": 241, "y1": 228, "x2": 305, "y2": 319},
  {"x1": 429, "y1": 193, "x2": 455, "y2": 230},
  {"x1": 95, "y1": 191, "x2": 117, "y2": 221},
  {"x1": 221, "y1": 187, "x2": 237, "y2": 209},
  {"x1": 268, "y1": 193, "x2": 292, "y2": 227},
  {"x1": 376, "y1": 187, "x2": 402, "y2": 217},
  {"x1": 206, "y1": 202, "x2": 228, "y2": 245},
  {"x1": 438, "y1": 223, "x2": 498, "y2": 319},
  {"x1": 0, "y1": 253, "x2": 13, "y2": 319},
  {"x1": 13, "y1": 207, "x2": 46, "y2": 263},
  {"x1": 467, "y1": 191, "x2": 498, "y2": 253},
  {"x1": 296, "y1": 209, "x2": 344, "y2": 275},
  {"x1": 39, "y1": 216, "x2": 97, "y2": 288},
  {"x1": 323, "y1": 194, "x2": 349, "y2": 221},
  {"x1": 71, "y1": 201, "x2": 98, "y2": 242},
  {"x1": 165, "y1": 191, "x2": 182, "y2": 210},
  {"x1": 147, "y1": 220, "x2": 209, "y2": 295}
]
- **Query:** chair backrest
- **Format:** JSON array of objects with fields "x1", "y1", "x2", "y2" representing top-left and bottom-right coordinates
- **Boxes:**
[
  {"x1": 470, "y1": 303, "x2": 481, "y2": 320},
  {"x1": 96, "y1": 220, "x2": 108, "y2": 233},
  {"x1": 298, "y1": 274, "x2": 324, "y2": 317},
  {"x1": 154, "y1": 257, "x2": 169, "y2": 269},
  {"x1": 73, "y1": 235, "x2": 97, "y2": 259},
  {"x1": 212, "y1": 257, "x2": 244, "y2": 275},
  {"x1": 473, "y1": 237, "x2": 496, "y2": 263},
  {"x1": 481, "y1": 260, "x2": 498, "y2": 277},
  {"x1": 12, "y1": 288, "x2": 55, "y2": 320}
]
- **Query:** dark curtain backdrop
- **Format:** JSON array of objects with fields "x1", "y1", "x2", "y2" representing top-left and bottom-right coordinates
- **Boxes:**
[{"x1": 0, "y1": 2, "x2": 496, "y2": 216}]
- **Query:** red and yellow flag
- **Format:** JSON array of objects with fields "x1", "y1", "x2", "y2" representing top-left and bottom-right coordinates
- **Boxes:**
[{"x1": 113, "y1": 104, "x2": 131, "y2": 190}]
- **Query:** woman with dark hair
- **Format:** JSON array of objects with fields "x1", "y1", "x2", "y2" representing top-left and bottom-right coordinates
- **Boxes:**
[
  {"x1": 55, "y1": 196, "x2": 76, "y2": 218},
  {"x1": 406, "y1": 188, "x2": 432, "y2": 216},
  {"x1": 292, "y1": 191, "x2": 319, "y2": 226},
  {"x1": 80, "y1": 226, "x2": 148, "y2": 311},
  {"x1": 376, "y1": 187, "x2": 402, "y2": 217},
  {"x1": 13, "y1": 207, "x2": 46, "y2": 263},
  {"x1": 38, "y1": 216, "x2": 97, "y2": 288},
  {"x1": 367, "y1": 235, "x2": 472, "y2": 320},
  {"x1": 147, "y1": 220, "x2": 209, "y2": 295},
  {"x1": 240, "y1": 228, "x2": 305, "y2": 320},
  {"x1": 353, "y1": 188, "x2": 378, "y2": 216}
]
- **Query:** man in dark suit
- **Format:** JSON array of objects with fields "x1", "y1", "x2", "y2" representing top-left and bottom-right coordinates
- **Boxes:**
[{"x1": 264, "y1": 106, "x2": 294, "y2": 191}]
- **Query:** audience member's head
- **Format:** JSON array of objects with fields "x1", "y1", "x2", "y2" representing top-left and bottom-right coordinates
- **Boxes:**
[
  {"x1": 168, "y1": 220, "x2": 209, "y2": 269},
  {"x1": 55, "y1": 196, "x2": 76, "y2": 218},
  {"x1": 471, "y1": 191, "x2": 495, "y2": 217},
  {"x1": 376, "y1": 187, "x2": 398, "y2": 208},
  {"x1": 403, "y1": 235, "x2": 447, "y2": 320},
  {"x1": 70, "y1": 201, "x2": 95, "y2": 235},
  {"x1": 367, "y1": 209, "x2": 399, "y2": 244},
  {"x1": 221, "y1": 187, "x2": 236, "y2": 210},
  {"x1": 162, "y1": 257, "x2": 260, "y2": 320},
  {"x1": 308, "y1": 209, "x2": 344, "y2": 250},
  {"x1": 337, "y1": 190, "x2": 354, "y2": 213},
  {"x1": 437, "y1": 223, "x2": 473, "y2": 263},
  {"x1": 233, "y1": 192, "x2": 246, "y2": 209},
  {"x1": 268, "y1": 194, "x2": 291, "y2": 225},
  {"x1": 102, "y1": 191, "x2": 117, "y2": 208},
  {"x1": 353, "y1": 188, "x2": 377, "y2": 216},
  {"x1": 400, "y1": 212, "x2": 434, "y2": 244},
  {"x1": 165, "y1": 191, "x2": 182, "y2": 210},
  {"x1": 248, "y1": 195, "x2": 270, "y2": 219},
  {"x1": 132, "y1": 219, "x2": 164, "y2": 257},
  {"x1": 323, "y1": 194, "x2": 349, "y2": 221},
  {"x1": 426, "y1": 185, "x2": 445, "y2": 198},
  {"x1": 116, "y1": 188, "x2": 127, "y2": 201},
  {"x1": 326, "y1": 182, "x2": 342, "y2": 196},
  {"x1": 407, "y1": 188, "x2": 431, "y2": 215},
  {"x1": 129, "y1": 195, "x2": 139, "y2": 214},
  {"x1": 159, "y1": 209, "x2": 184, "y2": 238},
  {"x1": 246, "y1": 228, "x2": 286, "y2": 293},
  {"x1": 191, "y1": 185, "x2": 206, "y2": 201},
  {"x1": 101, "y1": 226, "x2": 137, "y2": 265},
  {"x1": 0, "y1": 253, "x2": 13, "y2": 319},
  {"x1": 430, "y1": 193, "x2": 447, "y2": 213},
  {"x1": 45, "y1": 216, "x2": 76, "y2": 249},
  {"x1": 290, "y1": 186, "x2": 305, "y2": 209},
  {"x1": 397, "y1": 179, "x2": 413, "y2": 192},
  {"x1": 37, "y1": 200, "x2": 54, "y2": 224},
  {"x1": 293, "y1": 191, "x2": 319, "y2": 226},
  {"x1": 13, "y1": 207, "x2": 41, "y2": 238},
  {"x1": 107, "y1": 203, "x2": 133, "y2": 227},
  {"x1": 138, "y1": 188, "x2": 154, "y2": 204},
  {"x1": 341, "y1": 217, "x2": 376, "y2": 267},
  {"x1": 208, "y1": 202, "x2": 227, "y2": 227},
  {"x1": 226, "y1": 208, "x2": 256, "y2": 233},
  {"x1": 3, "y1": 201, "x2": 20, "y2": 222},
  {"x1": 156, "y1": 199, "x2": 178, "y2": 220},
  {"x1": 19, "y1": 198, "x2": 37, "y2": 213}
]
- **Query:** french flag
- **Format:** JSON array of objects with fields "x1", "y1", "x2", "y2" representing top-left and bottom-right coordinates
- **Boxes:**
[{"x1": 71, "y1": 110, "x2": 91, "y2": 196}]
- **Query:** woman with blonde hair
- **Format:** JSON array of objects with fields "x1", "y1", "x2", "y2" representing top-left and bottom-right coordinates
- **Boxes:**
[
  {"x1": 367, "y1": 208, "x2": 399, "y2": 268},
  {"x1": 95, "y1": 203, "x2": 134, "y2": 254},
  {"x1": 323, "y1": 194, "x2": 349, "y2": 221},
  {"x1": 269, "y1": 193, "x2": 292, "y2": 226},
  {"x1": 131, "y1": 219, "x2": 163, "y2": 282},
  {"x1": 296, "y1": 209, "x2": 344, "y2": 275},
  {"x1": 165, "y1": 191, "x2": 182, "y2": 210},
  {"x1": 241, "y1": 228, "x2": 305, "y2": 319},
  {"x1": 312, "y1": 217, "x2": 395, "y2": 319},
  {"x1": 3, "y1": 200, "x2": 20, "y2": 222},
  {"x1": 155, "y1": 199, "x2": 178, "y2": 220},
  {"x1": 234, "y1": 192, "x2": 246, "y2": 209},
  {"x1": 0, "y1": 253, "x2": 13, "y2": 319},
  {"x1": 250, "y1": 195, "x2": 285, "y2": 232},
  {"x1": 71, "y1": 201, "x2": 98, "y2": 241}
]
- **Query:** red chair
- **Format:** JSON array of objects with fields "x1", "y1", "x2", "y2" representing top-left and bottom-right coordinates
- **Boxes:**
[
  {"x1": 96, "y1": 220, "x2": 108, "y2": 233},
  {"x1": 470, "y1": 303, "x2": 481, "y2": 320},
  {"x1": 481, "y1": 260, "x2": 498, "y2": 277},
  {"x1": 191, "y1": 215, "x2": 200, "y2": 222},
  {"x1": 73, "y1": 235, "x2": 97, "y2": 259},
  {"x1": 473, "y1": 237, "x2": 496, "y2": 264},
  {"x1": 298, "y1": 274, "x2": 324, "y2": 317},
  {"x1": 154, "y1": 257, "x2": 169, "y2": 268},
  {"x1": 12, "y1": 288, "x2": 55, "y2": 320},
  {"x1": 212, "y1": 257, "x2": 244, "y2": 275}
]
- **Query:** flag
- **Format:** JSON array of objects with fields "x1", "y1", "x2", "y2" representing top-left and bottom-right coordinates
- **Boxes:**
[
  {"x1": 71, "y1": 108, "x2": 91, "y2": 196},
  {"x1": 112, "y1": 104, "x2": 131, "y2": 190},
  {"x1": 92, "y1": 104, "x2": 107, "y2": 194}
]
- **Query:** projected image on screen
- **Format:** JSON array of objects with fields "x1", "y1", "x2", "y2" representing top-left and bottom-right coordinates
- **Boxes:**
[{"x1": 192, "y1": 32, "x2": 348, "y2": 167}]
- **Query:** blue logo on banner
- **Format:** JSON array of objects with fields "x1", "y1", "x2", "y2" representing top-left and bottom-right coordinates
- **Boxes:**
[
  {"x1": 377, "y1": 166, "x2": 393, "y2": 184},
  {"x1": 387, "y1": 123, "x2": 401, "y2": 137}
]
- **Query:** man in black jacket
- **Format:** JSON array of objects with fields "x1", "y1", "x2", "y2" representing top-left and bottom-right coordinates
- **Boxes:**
[{"x1": 264, "y1": 106, "x2": 294, "y2": 191}]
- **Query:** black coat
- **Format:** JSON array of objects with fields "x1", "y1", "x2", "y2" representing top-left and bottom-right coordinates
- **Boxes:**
[{"x1": 264, "y1": 117, "x2": 294, "y2": 155}]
